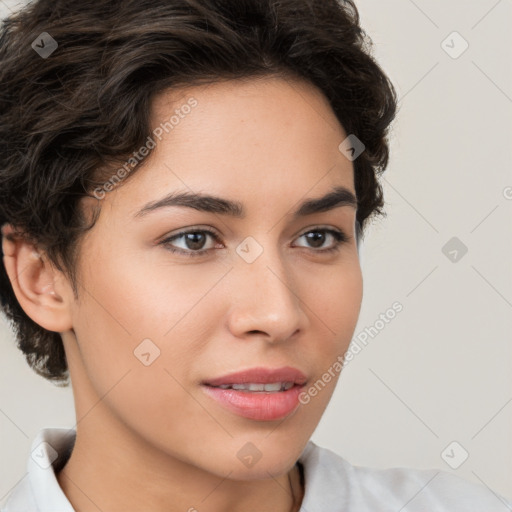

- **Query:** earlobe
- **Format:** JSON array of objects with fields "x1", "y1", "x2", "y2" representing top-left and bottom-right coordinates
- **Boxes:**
[{"x1": 1, "y1": 224, "x2": 73, "y2": 333}]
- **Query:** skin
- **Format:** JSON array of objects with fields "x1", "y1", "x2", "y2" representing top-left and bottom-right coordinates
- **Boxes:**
[{"x1": 2, "y1": 75, "x2": 363, "y2": 512}]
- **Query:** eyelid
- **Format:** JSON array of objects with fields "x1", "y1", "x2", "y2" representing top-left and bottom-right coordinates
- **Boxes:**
[{"x1": 157, "y1": 225, "x2": 220, "y2": 242}]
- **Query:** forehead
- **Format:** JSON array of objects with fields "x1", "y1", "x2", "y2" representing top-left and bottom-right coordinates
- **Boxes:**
[
  {"x1": 151, "y1": 74, "x2": 342, "y2": 131},
  {"x1": 95, "y1": 75, "x2": 355, "y2": 220},
  {"x1": 149, "y1": 76, "x2": 349, "y2": 174}
]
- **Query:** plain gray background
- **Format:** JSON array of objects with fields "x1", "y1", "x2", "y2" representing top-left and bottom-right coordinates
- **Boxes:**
[{"x1": 1, "y1": 0, "x2": 511, "y2": 507}]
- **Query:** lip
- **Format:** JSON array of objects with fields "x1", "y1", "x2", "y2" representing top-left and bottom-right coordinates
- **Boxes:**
[
  {"x1": 201, "y1": 366, "x2": 307, "y2": 421},
  {"x1": 202, "y1": 366, "x2": 308, "y2": 387}
]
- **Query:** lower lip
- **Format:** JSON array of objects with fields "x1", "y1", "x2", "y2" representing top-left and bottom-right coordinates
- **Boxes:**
[{"x1": 201, "y1": 384, "x2": 304, "y2": 421}]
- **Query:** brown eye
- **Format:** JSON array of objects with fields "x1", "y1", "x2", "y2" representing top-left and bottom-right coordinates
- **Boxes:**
[
  {"x1": 294, "y1": 228, "x2": 348, "y2": 253},
  {"x1": 160, "y1": 228, "x2": 221, "y2": 257}
]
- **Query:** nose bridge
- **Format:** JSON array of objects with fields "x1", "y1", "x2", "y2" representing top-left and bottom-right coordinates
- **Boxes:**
[{"x1": 228, "y1": 236, "x2": 305, "y2": 339}]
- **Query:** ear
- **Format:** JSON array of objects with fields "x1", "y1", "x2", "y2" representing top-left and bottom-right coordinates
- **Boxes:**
[{"x1": 1, "y1": 224, "x2": 74, "y2": 333}]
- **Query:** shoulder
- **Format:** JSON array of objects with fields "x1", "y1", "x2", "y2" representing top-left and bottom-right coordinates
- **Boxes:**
[{"x1": 298, "y1": 441, "x2": 512, "y2": 511}]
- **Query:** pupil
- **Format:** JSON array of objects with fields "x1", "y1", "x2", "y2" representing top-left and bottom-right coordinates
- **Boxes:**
[
  {"x1": 307, "y1": 232, "x2": 324, "y2": 248},
  {"x1": 186, "y1": 232, "x2": 205, "y2": 250}
]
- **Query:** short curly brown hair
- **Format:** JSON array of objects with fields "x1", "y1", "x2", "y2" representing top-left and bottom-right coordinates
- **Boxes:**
[{"x1": 0, "y1": 0, "x2": 398, "y2": 386}]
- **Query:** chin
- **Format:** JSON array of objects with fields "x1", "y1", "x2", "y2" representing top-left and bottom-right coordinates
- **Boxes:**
[
  {"x1": 221, "y1": 455, "x2": 299, "y2": 482},
  {"x1": 216, "y1": 436, "x2": 306, "y2": 481}
]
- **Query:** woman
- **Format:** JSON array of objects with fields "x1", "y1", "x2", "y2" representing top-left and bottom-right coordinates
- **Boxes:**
[{"x1": 0, "y1": 0, "x2": 510, "y2": 510}]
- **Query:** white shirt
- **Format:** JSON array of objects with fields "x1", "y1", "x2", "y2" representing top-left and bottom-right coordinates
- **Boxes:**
[{"x1": 2, "y1": 427, "x2": 511, "y2": 511}]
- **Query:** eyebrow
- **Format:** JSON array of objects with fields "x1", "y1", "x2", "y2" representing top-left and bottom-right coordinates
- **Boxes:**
[{"x1": 134, "y1": 185, "x2": 357, "y2": 219}]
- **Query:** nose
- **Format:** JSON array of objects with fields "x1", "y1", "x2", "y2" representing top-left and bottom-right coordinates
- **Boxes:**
[{"x1": 225, "y1": 242, "x2": 308, "y2": 343}]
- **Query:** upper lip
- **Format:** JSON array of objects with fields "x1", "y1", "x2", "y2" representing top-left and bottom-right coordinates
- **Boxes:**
[{"x1": 202, "y1": 366, "x2": 308, "y2": 387}]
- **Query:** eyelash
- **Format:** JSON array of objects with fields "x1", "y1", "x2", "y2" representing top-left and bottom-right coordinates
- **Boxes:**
[{"x1": 159, "y1": 227, "x2": 349, "y2": 258}]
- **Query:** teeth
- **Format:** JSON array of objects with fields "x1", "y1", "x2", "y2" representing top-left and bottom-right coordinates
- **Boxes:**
[
  {"x1": 232, "y1": 383, "x2": 265, "y2": 391},
  {"x1": 215, "y1": 382, "x2": 295, "y2": 392},
  {"x1": 261, "y1": 382, "x2": 281, "y2": 392}
]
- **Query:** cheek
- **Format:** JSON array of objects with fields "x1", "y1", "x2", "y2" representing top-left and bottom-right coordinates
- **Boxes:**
[
  {"x1": 306, "y1": 256, "x2": 363, "y2": 339},
  {"x1": 299, "y1": 259, "x2": 363, "y2": 393},
  {"x1": 75, "y1": 240, "x2": 227, "y2": 339},
  {"x1": 69, "y1": 261, "x2": 222, "y2": 453},
  {"x1": 69, "y1": 247, "x2": 228, "y2": 398}
]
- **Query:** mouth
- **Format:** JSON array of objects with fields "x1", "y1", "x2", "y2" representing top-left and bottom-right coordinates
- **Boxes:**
[
  {"x1": 206, "y1": 381, "x2": 296, "y2": 392},
  {"x1": 201, "y1": 366, "x2": 307, "y2": 421}
]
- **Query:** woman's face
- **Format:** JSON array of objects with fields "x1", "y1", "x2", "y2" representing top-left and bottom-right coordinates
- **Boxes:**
[{"x1": 66, "y1": 75, "x2": 363, "y2": 479}]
